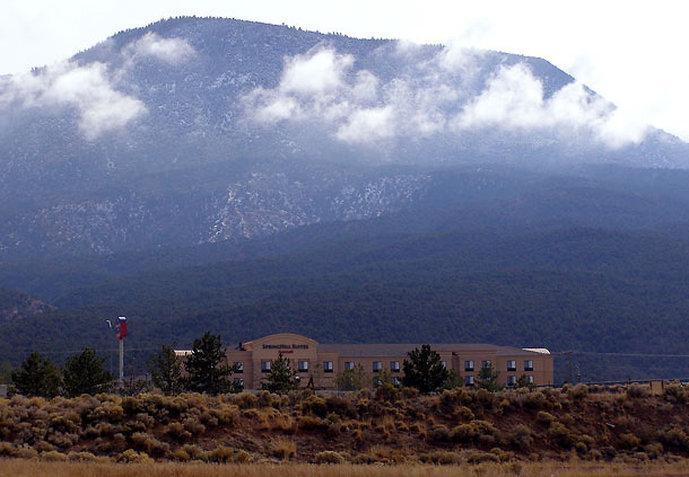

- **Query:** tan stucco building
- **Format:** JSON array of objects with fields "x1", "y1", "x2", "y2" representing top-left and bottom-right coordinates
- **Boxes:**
[{"x1": 182, "y1": 333, "x2": 553, "y2": 390}]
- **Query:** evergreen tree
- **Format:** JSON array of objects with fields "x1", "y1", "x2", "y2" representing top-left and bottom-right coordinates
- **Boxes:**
[
  {"x1": 335, "y1": 363, "x2": 367, "y2": 391},
  {"x1": 11, "y1": 352, "x2": 61, "y2": 398},
  {"x1": 185, "y1": 332, "x2": 235, "y2": 395},
  {"x1": 443, "y1": 369, "x2": 462, "y2": 390},
  {"x1": 63, "y1": 348, "x2": 113, "y2": 397},
  {"x1": 401, "y1": 344, "x2": 449, "y2": 394},
  {"x1": 149, "y1": 344, "x2": 184, "y2": 395},
  {"x1": 477, "y1": 363, "x2": 501, "y2": 392},
  {"x1": 261, "y1": 353, "x2": 299, "y2": 394}
]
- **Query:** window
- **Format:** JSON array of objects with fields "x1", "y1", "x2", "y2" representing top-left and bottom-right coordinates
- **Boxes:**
[
  {"x1": 482, "y1": 360, "x2": 492, "y2": 369},
  {"x1": 465, "y1": 360, "x2": 474, "y2": 372},
  {"x1": 527, "y1": 375, "x2": 534, "y2": 384},
  {"x1": 465, "y1": 375, "x2": 475, "y2": 386},
  {"x1": 234, "y1": 378, "x2": 244, "y2": 390},
  {"x1": 260, "y1": 360, "x2": 271, "y2": 373},
  {"x1": 234, "y1": 361, "x2": 244, "y2": 373},
  {"x1": 372, "y1": 361, "x2": 383, "y2": 372},
  {"x1": 392, "y1": 376, "x2": 401, "y2": 386},
  {"x1": 323, "y1": 361, "x2": 334, "y2": 373},
  {"x1": 506, "y1": 360, "x2": 516, "y2": 372},
  {"x1": 390, "y1": 361, "x2": 401, "y2": 372},
  {"x1": 441, "y1": 361, "x2": 448, "y2": 369},
  {"x1": 298, "y1": 360, "x2": 309, "y2": 373},
  {"x1": 344, "y1": 361, "x2": 355, "y2": 370},
  {"x1": 524, "y1": 360, "x2": 534, "y2": 372},
  {"x1": 507, "y1": 375, "x2": 517, "y2": 387}
]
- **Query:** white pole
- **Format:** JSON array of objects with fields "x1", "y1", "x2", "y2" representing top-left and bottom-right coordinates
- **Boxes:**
[{"x1": 119, "y1": 338, "x2": 124, "y2": 385}]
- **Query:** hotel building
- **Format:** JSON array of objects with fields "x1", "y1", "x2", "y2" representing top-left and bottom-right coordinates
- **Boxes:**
[{"x1": 177, "y1": 333, "x2": 553, "y2": 390}]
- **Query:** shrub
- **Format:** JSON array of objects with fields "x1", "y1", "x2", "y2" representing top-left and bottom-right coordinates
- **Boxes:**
[
  {"x1": 182, "y1": 417, "x2": 206, "y2": 435},
  {"x1": 301, "y1": 395, "x2": 328, "y2": 417},
  {"x1": 466, "y1": 450, "x2": 500, "y2": 464},
  {"x1": 322, "y1": 396, "x2": 355, "y2": 418},
  {"x1": 660, "y1": 427, "x2": 689, "y2": 452},
  {"x1": 536, "y1": 411, "x2": 556, "y2": 426},
  {"x1": 568, "y1": 384, "x2": 589, "y2": 400},
  {"x1": 297, "y1": 415, "x2": 328, "y2": 431},
  {"x1": 644, "y1": 442, "x2": 664, "y2": 459},
  {"x1": 67, "y1": 451, "x2": 99, "y2": 462},
  {"x1": 314, "y1": 450, "x2": 346, "y2": 464},
  {"x1": 116, "y1": 449, "x2": 154, "y2": 463},
  {"x1": 663, "y1": 384, "x2": 688, "y2": 404},
  {"x1": 509, "y1": 424, "x2": 533, "y2": 451},
  {"x1": 41, "y1": 450, "x2": 67, "y2": 462},
  {"x1": 234, "y1": 392, "x2": 259, "y2": 409},
  {"x1": 419, "y1": 450, "x2": 463, "y2": 464},
  {"x1": 234, "y1": 449, "x2": 253, "y2": 463},
  {"x1": 627, "y1": 384, "x2": 650, "y2": 399},
  {"x1": 130, "y1": 431, "x2": 170, "y2": 457},
  {"x1": 428, "y1": 424, "x2": 451, "y2": 442},
  {"x1": 165, "y1": 421, "x2": 192, "y2": 441},
  {"x1": 270, "y1": 437, "x2": 297, "y2": 460},
  {"x1": 206, "y1": 446, "x2": 234, "y2": 463},
  {"x1": 619, "y1": 432, "x2": 641, "y2": 450},
  {"x1": 548, "y1": 422, "x2": 577, "y2": 449}
]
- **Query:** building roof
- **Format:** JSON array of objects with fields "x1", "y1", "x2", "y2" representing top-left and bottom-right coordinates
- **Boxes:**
[{"x1": 318, "y1": 342, "x2": 547, "y2": 358}]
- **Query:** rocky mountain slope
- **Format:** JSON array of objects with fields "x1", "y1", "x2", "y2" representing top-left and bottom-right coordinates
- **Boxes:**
[{"x1": 1, "y1": 17, "x2": 687, "y2": 259}]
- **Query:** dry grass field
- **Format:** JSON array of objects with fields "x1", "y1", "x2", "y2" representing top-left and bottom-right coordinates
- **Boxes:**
[
  {"x1": 3, "y1": 459, "x2": 689, "y2": 477},
  {"x1": 3, "y1": 384, "x2": 689, "y2": 467}
]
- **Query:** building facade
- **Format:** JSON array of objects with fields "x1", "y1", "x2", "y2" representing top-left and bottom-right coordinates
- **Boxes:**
[{"x1": 195, "y1": 333, "x2": 553, "y2": 390}]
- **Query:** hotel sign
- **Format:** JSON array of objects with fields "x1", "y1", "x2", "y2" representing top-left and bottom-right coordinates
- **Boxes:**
[{"x1": 262, "y1": 344, "x2": 309, "y2": 350}]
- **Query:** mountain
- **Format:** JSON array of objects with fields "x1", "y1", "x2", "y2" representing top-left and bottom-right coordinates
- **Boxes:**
[
  {"x1": 1, "y1": 17, "x2": 689, "y2": 382},
  {"x1": 1, "y1": 17, "x2": 687, "y2": 260}
]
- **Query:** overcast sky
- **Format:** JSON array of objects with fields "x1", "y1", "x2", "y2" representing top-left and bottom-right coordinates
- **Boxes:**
[{"x1": 2, "y1": 0, "x2": 688, "y2": 141}]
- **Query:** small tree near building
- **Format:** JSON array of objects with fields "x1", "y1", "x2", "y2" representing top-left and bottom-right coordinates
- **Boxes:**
[
  {"x1": 63, "y1": 348, "x2": 113, "y2": 397},
  {"x1": 261, "y1": 353, "x2": 299, "y2": 394},
  {"x1": 11, "y1": 352, "x2": 61, "y2": 398},
  {"x1": 335, "y1": 363, "x2": 367, "y2": 391},
  {"x1": 149, "y1": 345, "x2": 184, "y2": 395},
  {"x1": 402, "y1": 344, "x2": 449, "y2": 394},
  {"x1": 185, "y1": 332, "x2": 236, "y2": 395},
  {"x1": 477, "y1": 363, "x2": 501, "y2": 392}
]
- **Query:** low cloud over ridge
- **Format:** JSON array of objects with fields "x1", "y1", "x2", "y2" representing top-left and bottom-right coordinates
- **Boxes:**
[
  {"x1": 245, "y1": 43, "x2": 649, "y2": 149},
  {"x1": 0, "y1": 32, "x2": 195, "y2": 139}
]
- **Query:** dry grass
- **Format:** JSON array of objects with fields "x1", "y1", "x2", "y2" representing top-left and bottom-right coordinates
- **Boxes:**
[{"x1": 2, "y1": 459, "x2": 689, "y2": 477}]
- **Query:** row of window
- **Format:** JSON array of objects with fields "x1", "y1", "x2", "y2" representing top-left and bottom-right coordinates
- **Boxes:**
[
  {"x1": 464, "y1": 360, "x2": 534, "y2": 372},
  {"x1": 238, "y1": 358, "x2": 535, "y2": 374}
]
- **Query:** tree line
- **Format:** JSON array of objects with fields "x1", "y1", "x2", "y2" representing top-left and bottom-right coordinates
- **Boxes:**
[{"x1": 9, "y1": 333, "x2": 532, "y2": 398}]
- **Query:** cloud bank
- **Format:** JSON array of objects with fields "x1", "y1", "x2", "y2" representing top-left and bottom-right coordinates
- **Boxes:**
[
  {"x1": 245, "y1": 44, "x2": 649, "y2": 149},
  {"x1": 0, "y1": 32, "x2": 195, "y2": 139}
]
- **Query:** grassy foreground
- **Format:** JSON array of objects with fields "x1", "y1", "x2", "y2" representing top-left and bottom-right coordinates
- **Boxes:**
[
  {"x1": 3, "y1": 459, "x2": 689, "y2": 477},
  {"x1": 3, "y1": 384, "x2": 689, "y2": 465}
]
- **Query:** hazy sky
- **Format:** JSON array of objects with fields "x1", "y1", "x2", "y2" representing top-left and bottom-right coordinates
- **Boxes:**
[{"x1": 2, "y1": 0, "x2": 688, "y2": 141}]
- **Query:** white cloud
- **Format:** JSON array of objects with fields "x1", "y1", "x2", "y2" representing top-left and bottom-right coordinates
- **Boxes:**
[
  {"x1": 336, "y1": 106, "x2": 395, "y2": 143},
  {"x1": 0, "y1": 61, "x2": 146, "y2": 139},
  {"x1": 279, "y1": 47, "x2": 353, "y2": 95},
  {"x1": 456, "y1": 63, "x2": 650, "y2": 148},
  {"x1": 125, "y1": 32, "x2": 196, "y2": 65},
  {"x1": 0, "y1": 31, "x2": 197, "y2": 139},
  {"x1": 245, "y1": 45, "x2": 650, "y2": 149}
]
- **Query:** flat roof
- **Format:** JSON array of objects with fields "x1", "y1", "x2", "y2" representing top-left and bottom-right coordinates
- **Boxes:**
[{"x1": 318, "y1": 343, "x2": 547, "y2": 358}]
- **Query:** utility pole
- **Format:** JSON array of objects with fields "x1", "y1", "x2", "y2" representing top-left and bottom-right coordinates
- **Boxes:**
[{"x1": 106, "y1": 316, "x2": 128, "y2": 386}]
